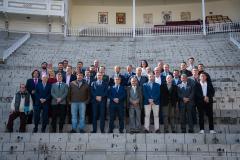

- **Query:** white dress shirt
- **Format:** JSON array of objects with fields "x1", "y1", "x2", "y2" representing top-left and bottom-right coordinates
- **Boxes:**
[
  {"x1": 155, "y1": 76, "x2": 162, "y2": 85},
  {"x1": 200, "y1": 81, "x2": 207, "y2": 96},
  {"x1": 66, "y1": 74, "x2": 71, "y2": 86}
]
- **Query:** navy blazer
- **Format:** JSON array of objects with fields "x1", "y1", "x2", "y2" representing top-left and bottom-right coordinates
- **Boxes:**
[
  {"x1": 35, "y1": 82, "x2": 51, "y2": 106},
  {"x1": 172, "y1": 78, "x2": 182, "y2": 86},
  {"x1": 91, "y1": 81, "x2": 108, "y2": 103},
  {"x1": 64, "y1": 74, "x2": 77, "y2": 83},
  {"x1": 177, "y1": 82, "x2": 195, "y2": 106},
  {"x1": 143, "y1": 82, "x2": 161, "y2": 105},
  {"x1": 129, "y1": 75, "x2": 148, "y2": 87},
  {"x1": 108, "y1": 85, "x2": 126, "y2": 106},
  {"x1": 26, "y1": 78, "x2": 42, "y2": 105}
]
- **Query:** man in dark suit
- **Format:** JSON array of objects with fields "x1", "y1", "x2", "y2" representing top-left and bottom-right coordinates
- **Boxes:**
[
  {"x1": 124, "y1": 65, "x2": 136, "y2": 86},
  {"x1": 180, "y1": 62, "x2": 192, "y2": 77},
  {"x1": 130, "y1": 67, "x2": 148, "y2": 87},
  {"x1": 84, "y1": 69, "x2": 95, "y2": 124},
  {"x1": 108, "y1": 76, "x2": 126, "y2": 133},
  {"x1": 74, "y1": 61, "x2": 86, "y2": 76},
  {"x1": 177, "y1": 74, "x2": 195, "y2": 133},
  {"x1": 195, "y1": 72, "x2": 216, "y2": 134},
  {"x1": 98, "y1": 66, "x2": 110, "y2": 84},
  {"x1": 91, "y1": 72, "x2": 108, "y2": 133},
  {"x1": 33, "y1": 74, "x2": 51, "y2": 133},
  {"x1": 126, "y1": 77, "x2": 142, "y2": 133},
  {"x1": 154, "y1": 67, "x2": 166, "y2": 85},
  {"x1": 26, "y1": 69, "x2": 42, "y2": 124},
  {"x1": 198, "y1": 64, "x2": 212, "y2": 84},
  {"x1": 143, "y1": 73, "x2": 161, "y2": 133},
  {"x1": 160, "y1": 75, "x2": 178, "y2": 133}
]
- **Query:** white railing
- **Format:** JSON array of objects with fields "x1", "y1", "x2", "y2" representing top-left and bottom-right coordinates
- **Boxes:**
[
  {"x1": 2, "y1": 32, "x2": 30, "y2": 61},
  {"x1": 68, "y1": 22, "x2": 240, "y2": 37},
  {"x1": 230, "y1": 32, "x2": 240, "y2": 49},
  {"x1": 0, "y1": 0, "x2": 64, "y2": 17}
]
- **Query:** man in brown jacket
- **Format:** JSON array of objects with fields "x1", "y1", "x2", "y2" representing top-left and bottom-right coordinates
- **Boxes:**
[
  {"x1": 126, "y1": 77, "x2": 143, "y2": 133},
  {"x1": 68, "y1": 72, "x2": 90, "y2": 133}
]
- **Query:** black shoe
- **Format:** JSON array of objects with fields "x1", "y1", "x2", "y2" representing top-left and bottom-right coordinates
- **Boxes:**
[
  {"x1": 119, "y1": 130, "x2": 124, "y2": 133},
  {"x1": 108, "y1": 130, "x2": 113, "y2": 133},
  {"x1": 172, "y1": 130, "x2": 176, "y2": 133},
  {"x1": 91, "y1": 131, "x2": 96, "y2": 133},
  {"x1": 144, "y1": 129, "x2": 149, "y2": 133},
  {"x1": 155, "y1": 129, "x2": 161, "y2": 133},
  {"x1": 80, "y1": 129, "x2": 85, "y2": 133},
  {"x1": 182, "y1": 130, "x2": 186, "y2": 133},
  {"x1": 164, "y1": 130, "x2": 169, "y2": 133},
  {"x1": 5, "y1": 128, "x2": 13, "y2": 133},
  {"x1": 188, "y1": 130, "x2": 194, "y2": 133},
  {"x1": 59, "y1": 129, "x2": 63, "y2": 133},
  {"x1": 41, "y1": 129, "x2": 46, "y2": 133},
  {"x1": 70, "y1": 129, "x2": 76, "y2": 133},
  {"x1": 33, "y1": 128, "x2": 38, "y2": 133}
]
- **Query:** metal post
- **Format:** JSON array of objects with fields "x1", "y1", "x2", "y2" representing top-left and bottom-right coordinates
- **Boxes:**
[
  {"x1": 202, "y1": 0, "x2": 207, "y2": 35},
  {"x1": 132, "y1": 0, "x2": 136, "y2": 37}
]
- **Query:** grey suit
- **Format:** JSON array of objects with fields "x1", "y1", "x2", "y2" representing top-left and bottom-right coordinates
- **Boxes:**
[
  {"x1": 126, "y1": 86, "x2": 142, "y2": 132},
  {"x1": 177, "y1": 82, "x2": 195, "y2": 133},
  {"x1": 51, "y1": 82, "x2": 68, "y2": 105}
]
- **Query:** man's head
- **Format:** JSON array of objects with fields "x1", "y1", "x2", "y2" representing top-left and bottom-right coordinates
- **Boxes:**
[
  {"x1": 180, "y1": 62, "x2": 187, "y2": 70},
  {"x1": 76, "y1": 72, "x2": 84, "y2": 81},
  {"x1": 63, "y1": 60, "x2": 68, "y2": 69},
  {"x1": 114, "y1": 65, "x2": 121, "y2": 73},
  {"x1": 148, "y1": 72, "x2": 155, "y2": 82},
  {"x1": 41, "y1": 62, "x2": 48, "y2": 70},
  {"x1": 94, "y1": 59, "x2": 99, "y2": 67},
  {"x1": 57, "y1": 73, "x2": 63, "y2": 82},
  {"x1": 166, "y1": 75, "x2": 173, "y2": 84},
  {"x1": 188, "y1": 57, "x2": 195, "y2": 65},
  {"x1": 173, "y1": 69, "x2": 179, "y2": 78},
  {"x1": 126, "y1": 65, "x2": 133, "y2": 73},
  {"x1": 66, "y1": 65, "x2": 72, "y2": 75},
  {"x1": 32, "y1": 69, "x2": 40, "y2": 78},
  {"x1": 77, "y1": 61, "x2": 83, "y2": 69},
  {"x1": 163, "y1": 64, "x2": 170, "y2": 72},
  {"x1": 198, "y1": 64, "x2": 204, "y2": 72},
  {"x1": 181, "y1": 74, "x2": 188, "y2": 83},
  {"x1": 192, "y1": 67, "x2": 199, "y2": 77},
  {"x1": 154, "y1": 67, "x2": 160, "y2": 76},
  {"x1": 89, "y1": 65, "x2": 95, "y2": 72},
  {"x1": 200, "y1": 72, "x2": 207, "y2": 82},
  {"x1": 96, "y1": 72, "x2": 103, "y2": 80},
  {"x1": 146, "y1": 67, "x2": 151, "y2": 74},
  {"x1": 157, "y1": 60, "x2": 164, "y2": 69},
  {"x1": 58, "y1": 62, "x2": 64, "y2": 71},
  {"x1": 19, "y1": 83, "x2": 26, "y2": 93},
  {"x1": 42, "y1": 74, "x2": 48, "y2": 83},
  {"x1": 136, "y1": 67, "x2": 142, "y2": 76},
  {"x1": 130, "y1": 77, "x2": 138, "y2": 86},
  {"x1": 85, "y1": 69, "x2": 90, "y2": 77},
  {"x1": 99, "y1": 66, "x2": 105, "y2": 74},
  {"x1": 114, "y1": 76, "x2": 121, "y2": 85}
]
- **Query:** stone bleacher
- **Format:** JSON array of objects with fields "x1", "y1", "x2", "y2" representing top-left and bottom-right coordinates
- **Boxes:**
[{"x1": 0, "y1": 33, "x2": 239, "y2": 160}]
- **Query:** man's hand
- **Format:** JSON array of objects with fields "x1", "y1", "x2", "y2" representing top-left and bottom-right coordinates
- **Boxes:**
[
  {"x1": 56, "y1": 98, "x2": 62, "y2": 103},
  {"x1": 204, "y1": 96, "x2": 209, "y2": 103},
  {"x1": 31, "y1": 90, "x2": 35, "y2": 94},
  {"x1": 113, "y1": 98, "x2": 119, "y2": 103},
  {"x1": 40, "y1": 98, "x2": 46, "y2": 103},
  {"x1": 96, "y1": 96, "x2": 102, "y2": 102},
  {"x1": 183, "y1": 97, "x2": 190, "y2": 103}
]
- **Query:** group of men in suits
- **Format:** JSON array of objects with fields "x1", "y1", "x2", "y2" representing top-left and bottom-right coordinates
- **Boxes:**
[{"x1": 6, "y1": 58, "x2": 216, "y2": 134}]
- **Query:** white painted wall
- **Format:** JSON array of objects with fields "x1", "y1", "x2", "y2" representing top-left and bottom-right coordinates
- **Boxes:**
[{"x1": 70, "y1": 0, "x2": 240, "y2": 27}]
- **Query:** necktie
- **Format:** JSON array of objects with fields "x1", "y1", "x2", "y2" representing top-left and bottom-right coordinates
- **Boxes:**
[
  {"x1": 150, "y1": 83, "x2": 153, "y2": 90},
  {"x1": 58, "y1": 82, "x2": 61, "y2": 89},
  {"x1": 116, "y1": 85, "x2": 119, "y2": 92},
  {"x1": 34, "y1": 79, "x2": 37, "y2": 85}
]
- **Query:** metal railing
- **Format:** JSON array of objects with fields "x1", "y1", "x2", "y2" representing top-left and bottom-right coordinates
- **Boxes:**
[
  {"x1": 67, "y1": 22, "x2": 240, "y2": 37},
  {"x1": 230, "y1": 32, "x2": 240, "y2": 49},
  {"x1": 2, "y1": 32, "x2": 30, "y2": 61}
]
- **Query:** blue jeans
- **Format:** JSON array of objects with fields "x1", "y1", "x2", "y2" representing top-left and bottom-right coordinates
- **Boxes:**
[{"x1": 71, "y1": 102, "x2": 86, "y2": 130}]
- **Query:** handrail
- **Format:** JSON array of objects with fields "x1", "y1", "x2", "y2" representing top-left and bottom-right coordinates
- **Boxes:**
[
  {"x1": 2, "y1": 32, "x2": 30, "y2": 61},
  {"x1": 67, "y1": 22, "x2": 240, "y2": 37},
  {"x1": 230, "y1": 32, "x2": 240, "y2": 49}
]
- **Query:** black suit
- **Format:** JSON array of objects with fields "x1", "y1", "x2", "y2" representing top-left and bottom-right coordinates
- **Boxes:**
[
  {"x1": 160, "y1": 83, "x2": 178, "y2": 107},
  {"x1": 195, "y1": 81, "x2": 215, "y2": 130},
  {"x1": 109, "y1": 73, "x2": 125, "y2": 86},
  {"x1": 25, "y1": 78, "x2": 42, "y2": 124},
  {"x1": 180, "y1": 69, "x2": 192, "y2": 77}
]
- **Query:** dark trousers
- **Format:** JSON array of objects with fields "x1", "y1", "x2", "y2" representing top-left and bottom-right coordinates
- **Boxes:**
[
  {"x1": 179, "y1": 103, "x2": 194, "y2": 132},
  {"x1": 86, "y1": 102, "x2": 92, "y2": 124},
  {"x1": 51, "y1": 104, "x2": 66, "y2": 132},
  {"x1": 66, "y1": 102, "x2": 72, "y2": 124},
  {"x1": 198, "y1": 102, "x2": 214, "y2": 130},
  {"x1": 92, "y1": 101, "x2": 105, "y2": 132},
  {"x1": 7, "y1": 111, "x2": 26, "y2": 132},
  {"x1": 33, "y1": 104, "x2": 48, "y2": 132},
  {"x1": 26, "y1": 111, "x2": 33, "y2": 124},
  {"x1": 109, "y1": 104, "x2": 124, "y2": 132}
]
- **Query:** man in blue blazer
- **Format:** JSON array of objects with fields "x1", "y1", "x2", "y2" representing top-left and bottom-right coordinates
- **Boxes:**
[
  {"x1": 26, "y1": 69, "x2": 42, "y2": 124},
  {"x1": 124, "y1": 65, "x2": 136, "y2": 86},
  {"x1": 91, "y1": 72, "x2": 108, "y2": 133},
  {"x1": 143, "y1": 72, "x2": 161, "y2": 133},
  {"x1": 109, "y1": 65, "x2": 125, "y2": 86},
  {"x1": 108, "y1": 76, "x2": 126, "y2": 133},
  {"x1": 33, "y1": 74, "x2": 51, "y2": 133}
]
